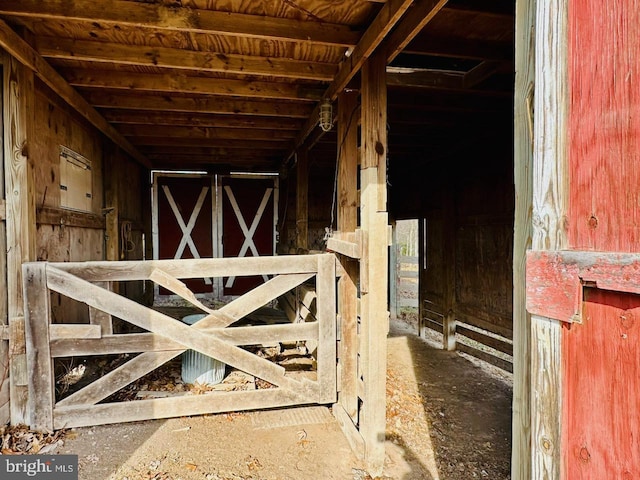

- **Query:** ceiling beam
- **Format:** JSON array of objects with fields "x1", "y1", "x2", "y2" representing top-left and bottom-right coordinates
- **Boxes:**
[
  {"x1": 140, "y1": 146, "x2": 282, "y2": 157},
  {"x1": 130, "y1": 137, "x2": 289, "y2": 149},
  {"x1": 84, "y1": 92, "x2": 313, "y2": 118},
  {"x1": 63, "y1": 69, "x2": 323, "y2": 102},
  {"x1": 0, "y1": 20, "x2": 149, "y2": 167},
  {"x1": 119, "y1": 125, "x2": 296, "y2": 140},
  {"x1": 0, "y1": 0, "x2": 360, "y2": 47},
  {"x1": 36, "y1": 37, "x2": 337, "y2": 81},
  {"x1": 384, "y1": 0, "x2": 450, "y2": 63},
  {"x1": 102, "y1": 110, "x2": 303, "y2": 130},
  {"x1": 405, "y1": 33, "x2": 513, "y2": 62}
]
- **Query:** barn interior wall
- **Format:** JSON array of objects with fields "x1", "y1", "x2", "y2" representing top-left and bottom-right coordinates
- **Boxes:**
[
  {"x1": 279, "y1": 157, "x2": 334, "y2": 254},
  {"x1": 392, "y1": 138, "x2": 514, "y2": 342},
  {"x1": 31, "y1": 79, "x2": 148, "y2": 322}
]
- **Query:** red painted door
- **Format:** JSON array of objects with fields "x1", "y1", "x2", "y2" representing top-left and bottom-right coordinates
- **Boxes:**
[
  {"x1": 155, "y1": 174, "x2": 214, "y2": 294},
  {"x1": 563, "y1": 1, "x2": 640, "y2": 477},
  {"x1": 221, "y1": 176, "x2": 276, "y2": 296}
]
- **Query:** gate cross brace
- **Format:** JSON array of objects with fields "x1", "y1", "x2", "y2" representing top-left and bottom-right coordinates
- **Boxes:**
[
  {"x1": 46, "y1": 266, "x2": 317, "y2": 406},
  {"x1": 526, "y1": 250, "x2": 640, "y2": 323}
]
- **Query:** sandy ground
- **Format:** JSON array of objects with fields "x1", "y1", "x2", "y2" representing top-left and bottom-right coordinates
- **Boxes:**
[{"x1": 53, "y1": 319, "x2": 512, "y2": 480}]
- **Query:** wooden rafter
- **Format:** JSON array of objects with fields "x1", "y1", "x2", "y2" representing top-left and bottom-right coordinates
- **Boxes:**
[
  {"x1": 63, "y1": 69, "x2": 323, "y2": 102},
  {"x1": 83, "y1": 91, "x2": 313, "y2": 118},
  {"x1": 102, "y1": 111, "x2": 304, "y2": 130},
  {"x1": 0, "y1": 20, "x2": 149, "y2": 167},
  {"x1": 37, "y1": 37, "x2": 338, "y2": 82},
  {"x1": 120, "y1": 125, "x2": 297, "y2": 140},
  {"x1": 0, "y1": 0, "x2": 361, "y2": 47}
]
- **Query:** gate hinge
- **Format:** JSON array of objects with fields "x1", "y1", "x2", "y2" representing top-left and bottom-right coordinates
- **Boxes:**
[{"x1": 526, "y1": 250, "x2": 640, "y2": 324}]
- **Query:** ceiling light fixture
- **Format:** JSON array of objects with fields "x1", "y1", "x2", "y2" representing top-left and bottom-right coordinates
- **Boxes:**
[{"x1": 319, "y1": 98, "x2": 333, "y2": 132}]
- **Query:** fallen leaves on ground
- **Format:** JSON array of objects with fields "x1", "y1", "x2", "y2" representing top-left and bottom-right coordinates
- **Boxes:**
[{"x1": 0, "y1": 424, "x2": 68, "y2": 454}]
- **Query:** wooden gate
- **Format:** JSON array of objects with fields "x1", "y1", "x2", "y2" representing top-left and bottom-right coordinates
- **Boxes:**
[{"x1": 22, "y1": 254, "x2": 336, "y2": 430}]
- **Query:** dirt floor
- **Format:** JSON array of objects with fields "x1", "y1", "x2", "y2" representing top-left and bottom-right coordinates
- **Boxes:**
[{"x1": 44, "y1": 318, "x2": 512, "y2": 480}]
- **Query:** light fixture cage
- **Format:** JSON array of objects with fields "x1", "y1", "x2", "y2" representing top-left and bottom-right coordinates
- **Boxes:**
[{"x1": 319, "y1": 99, "x2": 333, "y2": 132}]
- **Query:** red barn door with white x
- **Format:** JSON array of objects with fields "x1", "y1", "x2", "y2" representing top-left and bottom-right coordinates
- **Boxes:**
[
  {"x1": 154, "y1": 174, "x2": 215, "y2": 295},
  {"x1": 221, "y1": 176, "x2": 277, "y2": 296}
]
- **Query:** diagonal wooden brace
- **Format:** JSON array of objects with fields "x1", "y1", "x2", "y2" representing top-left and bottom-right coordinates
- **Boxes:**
[{"x1": 46, "y1": 266, "x2": 317, "y2": 405}]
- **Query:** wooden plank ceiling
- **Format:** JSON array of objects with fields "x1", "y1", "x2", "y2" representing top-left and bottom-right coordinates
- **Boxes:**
[{"x1": 0, "y1": 0, "x2": 514, "y2": 172}]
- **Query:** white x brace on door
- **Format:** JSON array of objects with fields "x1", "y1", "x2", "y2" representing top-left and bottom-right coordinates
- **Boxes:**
[{"x1": 153, "y1": 173, "x2": 278, "y2": 301}]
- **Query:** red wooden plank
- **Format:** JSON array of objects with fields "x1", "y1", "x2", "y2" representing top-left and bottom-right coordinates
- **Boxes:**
[
  {"x1": 563, "y1": 0, "x2": 640, "y2": 477},
  {"x1": 526, "y1": 251, "x2": 640, "y2": 323}
]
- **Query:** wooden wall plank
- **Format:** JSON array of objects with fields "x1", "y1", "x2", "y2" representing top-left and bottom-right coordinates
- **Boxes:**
[
  {"x1": 562, "y1": 0, "x2": 640, "y2": 477},
  {"x1": 531, "y1": 0, "x2": 568, "y2": 477},
  {"x1": 296, "y1": 149, "x2": 309, "y2": 252},
  {"x1": 3, "y1": 53, "x2": 36, "y2": 425},
  {"x1": 442, "y1": 183, "x2": 456, "y2": 351}
]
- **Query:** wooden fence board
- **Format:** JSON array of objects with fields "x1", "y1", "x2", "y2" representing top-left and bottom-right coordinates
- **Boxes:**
[
  {"x1": 54, "y1": 388, "x2": 311, "y2": 430},
  {"x1": 49, "y1": 324, "x2": 102, "y2": 340},
  {"x1": 24, "y1": 263, "x2": 54, "y2": 431},
  {"x1": 51, "y1": 321, "x2": 320, "y2": 363},
  {"x1": 48, "y1": 255, "x2": 321, "y2": 281}
]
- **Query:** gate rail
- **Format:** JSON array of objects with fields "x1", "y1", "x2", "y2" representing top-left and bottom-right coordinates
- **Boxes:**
[{"x1": 23, "y1": 254, "x2": 336, "y2": 431}]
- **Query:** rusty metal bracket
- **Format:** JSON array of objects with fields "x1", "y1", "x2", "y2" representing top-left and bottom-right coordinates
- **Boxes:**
[{"x1": 526, "y1": 250, "x2": 640, "y2": 323}]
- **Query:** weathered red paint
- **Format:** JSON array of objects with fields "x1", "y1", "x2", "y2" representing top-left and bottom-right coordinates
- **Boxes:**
[
  {"x1": 526, "y1": 251, "x2": 640, "y2": 323},
  {"x1": 564, "y1": 0, "x2": 640, "y2": 476}
]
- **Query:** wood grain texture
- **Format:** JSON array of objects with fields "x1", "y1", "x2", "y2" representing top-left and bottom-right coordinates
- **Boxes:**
[
  {"x1": 0, "y1": 21, "x2": 149, "y2": 167},
  {"x1": 358, "y1": 53, "x2": 389, "y2": 477},
  {"x1": 562, "y1": 0, "x2": 640, "y2": 477},
  {"x1": 3, "y1": 54, "x2": 36, "y2": 425},
  {"x1": 0, "y1": 0, "x2": 361, "y2": 47},
  {"x1": 336, "y1": 91, "x2": 360, "y2": 421},
  {"x1": 512, "y1": 0, "x2": 535, "y2": 454},
  {"x1": 23, "y1": 264, "x2": 54, "y2": 431},
  {"x1": 531, "y1": 0, "x2": 568, "y2": 477},
  {"x1": 295, "y1": 149, "x2": 309, "y2": 251},
  {"x1": 36, "y1": 37, "x2": 337, "y2": 81},
  {"x1": 53, "y1": 388, "x2": 312, "y2": 430}
]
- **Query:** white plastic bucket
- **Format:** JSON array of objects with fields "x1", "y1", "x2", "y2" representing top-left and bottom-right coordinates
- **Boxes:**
[{"x1": 181, "y1": 314, "x2": 226, "y2": 386}]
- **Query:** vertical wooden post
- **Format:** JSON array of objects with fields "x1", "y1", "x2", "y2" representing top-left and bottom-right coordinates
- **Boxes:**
[
  {"x1": 316, "y1": 254, "x2": 336, "y2": 403},
  {"x1": 531, "y1": 0, "x2": 568, "y2": 477},
  {"x1": 360, "y1": 52, "x2": 388, "y2": 476},
  {"x1": 3, "y1": 54, "x2": 36, "y2": 425},
  {"x1": 23, "y1": 263, "x2": 53, "y2": 431},
  {"x1": 512, "y1": 0, "x2": 535, "y2": 477},
  {"x1": 335, "y1": 90, "x2": 359, "y2": 421},
  {"x1": 389, "y1": 222, "x2": 398, "y2": 319},
  {"x1": 104, "y1": 144, "x2": 119, "y2": 262},
  {"x1": 0, "y1": 59, "x2": 8, "y2": 425},
  {"x1": 442, "y1": 183, "x2": 456, "y2": 351},
  {"x1": 295, "y1": 149, "x2": 308, "y2": 252}
]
